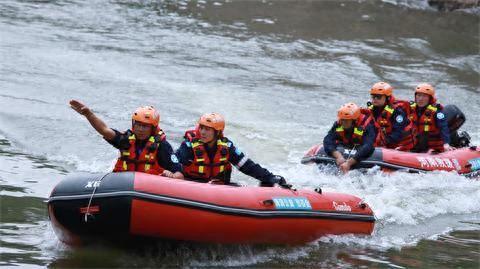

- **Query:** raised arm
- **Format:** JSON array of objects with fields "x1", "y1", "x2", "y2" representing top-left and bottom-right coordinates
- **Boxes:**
[{"x1": 69, "y1": 99, "x2": 115, "y2": 141}]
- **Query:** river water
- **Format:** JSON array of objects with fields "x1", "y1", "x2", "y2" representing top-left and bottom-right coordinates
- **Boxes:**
[{"x1": 1, "y1": 0, "x2": 479, "y2": 268}]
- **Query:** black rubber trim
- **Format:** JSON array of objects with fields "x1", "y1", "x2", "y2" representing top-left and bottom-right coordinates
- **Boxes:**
[
  {"x1": 48, "y1": 191, "x2": 375, "y2": 222},
  {"x1": 301, "y1": 146, "x2": 480, "y2": 177},
  {"x1": 464, "y1": 170, "x2": 480, "y2": 178},
  {"x1": 360, "y1": 160, "x2": 425, "y2": 173},
  {"x1": 303, "y1": 156, "x2": 426, "y2": 173},
  {"x1": 305, "y1": 155, "x2": 480, "y2": 178}
]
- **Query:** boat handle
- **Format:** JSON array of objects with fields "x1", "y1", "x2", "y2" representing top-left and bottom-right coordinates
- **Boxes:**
[{"x1": 262, "y1": 199, "x2": 274, "y2": 206}]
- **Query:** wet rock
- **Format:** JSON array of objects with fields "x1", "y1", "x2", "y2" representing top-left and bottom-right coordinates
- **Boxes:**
[{"x1": 428, "y1": 0, "x2": 480, "y2": 11}]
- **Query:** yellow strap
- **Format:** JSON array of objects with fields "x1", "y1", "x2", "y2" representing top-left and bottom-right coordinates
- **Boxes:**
[
  {"x1": 122, "y1": 152, "x2": 130, "y2": 156},
  {"x1": 128, "y1": 134, "x2": 136, "y2": 140},
  {"x1": 336, "y1": 126, "x2": 344, "y2": 132},
  {"x1": 196, "y1": 158, "x2": 204, "y2": 162},
  {"x1": 354, "y1": 127, "x2": 364, "y2": 136},
  {"x1": 192, "y1": 142, "x2": 202, "y2": 148},
  {"x1": 424, "y1": 125, "x2": 430, "y2": 132},
  {"x1": 384, "y1": 105, "x2": 394, "y2": 114},
  {"x1": 149, "y1": 136, "x2": 155, "y2": 143},
  {"x1": 219, "y1": 165, "x2": 224, "y2": 172},
  {"x1": 145, "y1": 164, "x2": 150, "y2": 171},
  {"x1": 217, "y1": 140, "x2": 229, "y2": 147},
  {"x1": 198, "y1": 166, "x2": 204, "y2": 173},
  {"x1": 427, "y1": 105, "x2": 438, "y2": 112},
  {"x1": 219, "y1": 157, "x2": 227, "y2": 162},
  {"x1": 368, "y1": 104, "x2": 374, "y2": 110},
  {"x1": 122, "y1": 161, "x2": 127, "y2": 170}
]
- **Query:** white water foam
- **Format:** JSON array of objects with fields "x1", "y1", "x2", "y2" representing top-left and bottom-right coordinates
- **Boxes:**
[{"x1": 268, "y1": 151, "x2": 480, "y2": 249}]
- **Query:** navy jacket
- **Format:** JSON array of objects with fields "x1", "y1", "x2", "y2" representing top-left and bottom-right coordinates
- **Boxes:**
[
  {"x1": 106, "y1": 129, "x2": 182, "y2": 173},
  {"x1": 415, "y1": 107, "x2": 450, "y2": 144},
  {"x1": 371, "y1": 106, "x2": 410, "y2": 145},
  {"x1": 176, "y1": 137, "x2": 276, "y2": 184},
  {"x1": 323, "y1": 121, "x2": 376, "y2": 162}
]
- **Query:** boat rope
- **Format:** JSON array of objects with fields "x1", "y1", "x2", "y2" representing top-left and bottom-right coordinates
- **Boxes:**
[{"x1": 84, "y1": 172, "x2": 110, "y2": 223}]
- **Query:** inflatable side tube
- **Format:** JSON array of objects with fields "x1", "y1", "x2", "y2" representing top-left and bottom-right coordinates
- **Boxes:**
[
  {"x1": 48, "y1": 172, "x2": 135, "y2": 244},
  {"x1": 48, "y1": 172, "x2": 376, "y2": 245},
  {"x1": 302, "y1": 146, "x2": 426, "y2": 173}
]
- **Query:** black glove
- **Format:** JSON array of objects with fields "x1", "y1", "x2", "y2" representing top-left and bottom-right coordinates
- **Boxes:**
[
  {"x1": 275, "y1": 175, "x2": 292, "y2": 189},
  {"x1": 260, "y1": 175, "x2": 291, "y2": 189}
]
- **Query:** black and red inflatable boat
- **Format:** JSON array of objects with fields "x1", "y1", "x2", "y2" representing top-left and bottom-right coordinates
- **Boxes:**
[
  {"x1": 302, "y1": 104, "x2": 480, "y2": 177},
  {"x1": 301, "y1": 144, "x2": 480, "y2": 177},
  {"x1": 48, "y1": 172, "x2": 375, "y2": 245}
]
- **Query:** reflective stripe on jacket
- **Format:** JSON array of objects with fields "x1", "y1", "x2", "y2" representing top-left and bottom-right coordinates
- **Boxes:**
[
  {"x1": 113, "y1": 130, "x2": 166, "y2": 175},
  {"x1": 183, "y1": 130, "x2": 232, "y2": 181}
]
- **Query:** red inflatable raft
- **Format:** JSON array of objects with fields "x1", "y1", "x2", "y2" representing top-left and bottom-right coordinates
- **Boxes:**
[
  {"x1": 48, "y1": 172, "x2": 375, "y2": 245},
  {"x1": 302, "y1": 144, "x2": 480, "y2": 177}
]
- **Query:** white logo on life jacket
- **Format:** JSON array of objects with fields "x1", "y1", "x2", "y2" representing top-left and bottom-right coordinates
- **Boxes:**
[
  {"x1": 85, "y1": 181, "x2": 101, "y2": 188},
  {"x1": 333, "y1": 201, "x2": 352, "y2": 212},
  {"x1": 344, "y1": 149, "x2": 357, "y2": 155},
  {"x1": 396, "y1": 115, "x2": 404, "y2": 123},
  {"x1": 437, "y1": 112, "x2": 445, "y2": 120},
  {"x1": 416, "y1": 157, "x2": 461, "y2": 171}
]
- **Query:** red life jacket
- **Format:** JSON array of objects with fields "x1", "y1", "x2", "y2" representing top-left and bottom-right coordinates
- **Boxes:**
[
  {"x1": 113, "y1": 130, "x2": 166, "y2": 175},
  {"x1": 335, "y1": 113, "x2": 372, "y2": 147},
  {"x1": 367, "y1": 99, "x2": 415, "y2": 151},
  {"x1": 409, "y1": 102, "x2": 445, "y2": 152},
  {"x1": 182, "y1": 130, "x2": 232, "y2": 182}
]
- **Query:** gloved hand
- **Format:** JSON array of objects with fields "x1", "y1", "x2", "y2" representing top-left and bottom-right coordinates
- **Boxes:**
[{"x1": 271, "y1": 175, "x2": 292, "y2": 189}]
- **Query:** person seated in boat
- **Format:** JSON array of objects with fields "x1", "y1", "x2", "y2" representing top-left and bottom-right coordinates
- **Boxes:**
[
  {"x1": 365, "y1": 82, "x2": 416, "y2": 151},
  {"x1": 323, "y1": 103, "x2": 376, "y2": 173},
  {"x1": 409, "y1": 83, "x2": 453, "y2": 153},
  {"x1": 175, "y1": 112, "x2": 289, "y2": 187},
  {"x1": 69, "y1": 100, "x2": 183, "y2": 179}
]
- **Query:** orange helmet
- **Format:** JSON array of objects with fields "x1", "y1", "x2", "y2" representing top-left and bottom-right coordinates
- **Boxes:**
[
  {"x1": 198, "y1": 112, "x2": 225, "y2": 132},
  {"x1": 415, "y1": 83, "x2": 436, "y2": 103},
  {"x1": 132, "y1": 106, "x2": 160, "y2": 127},
  {"x1": 337, "y1": 103, "x2": 361, "y2": 121},
  {"x1": 370, "y1": 82, "x2": 393, "y2": 96}
]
